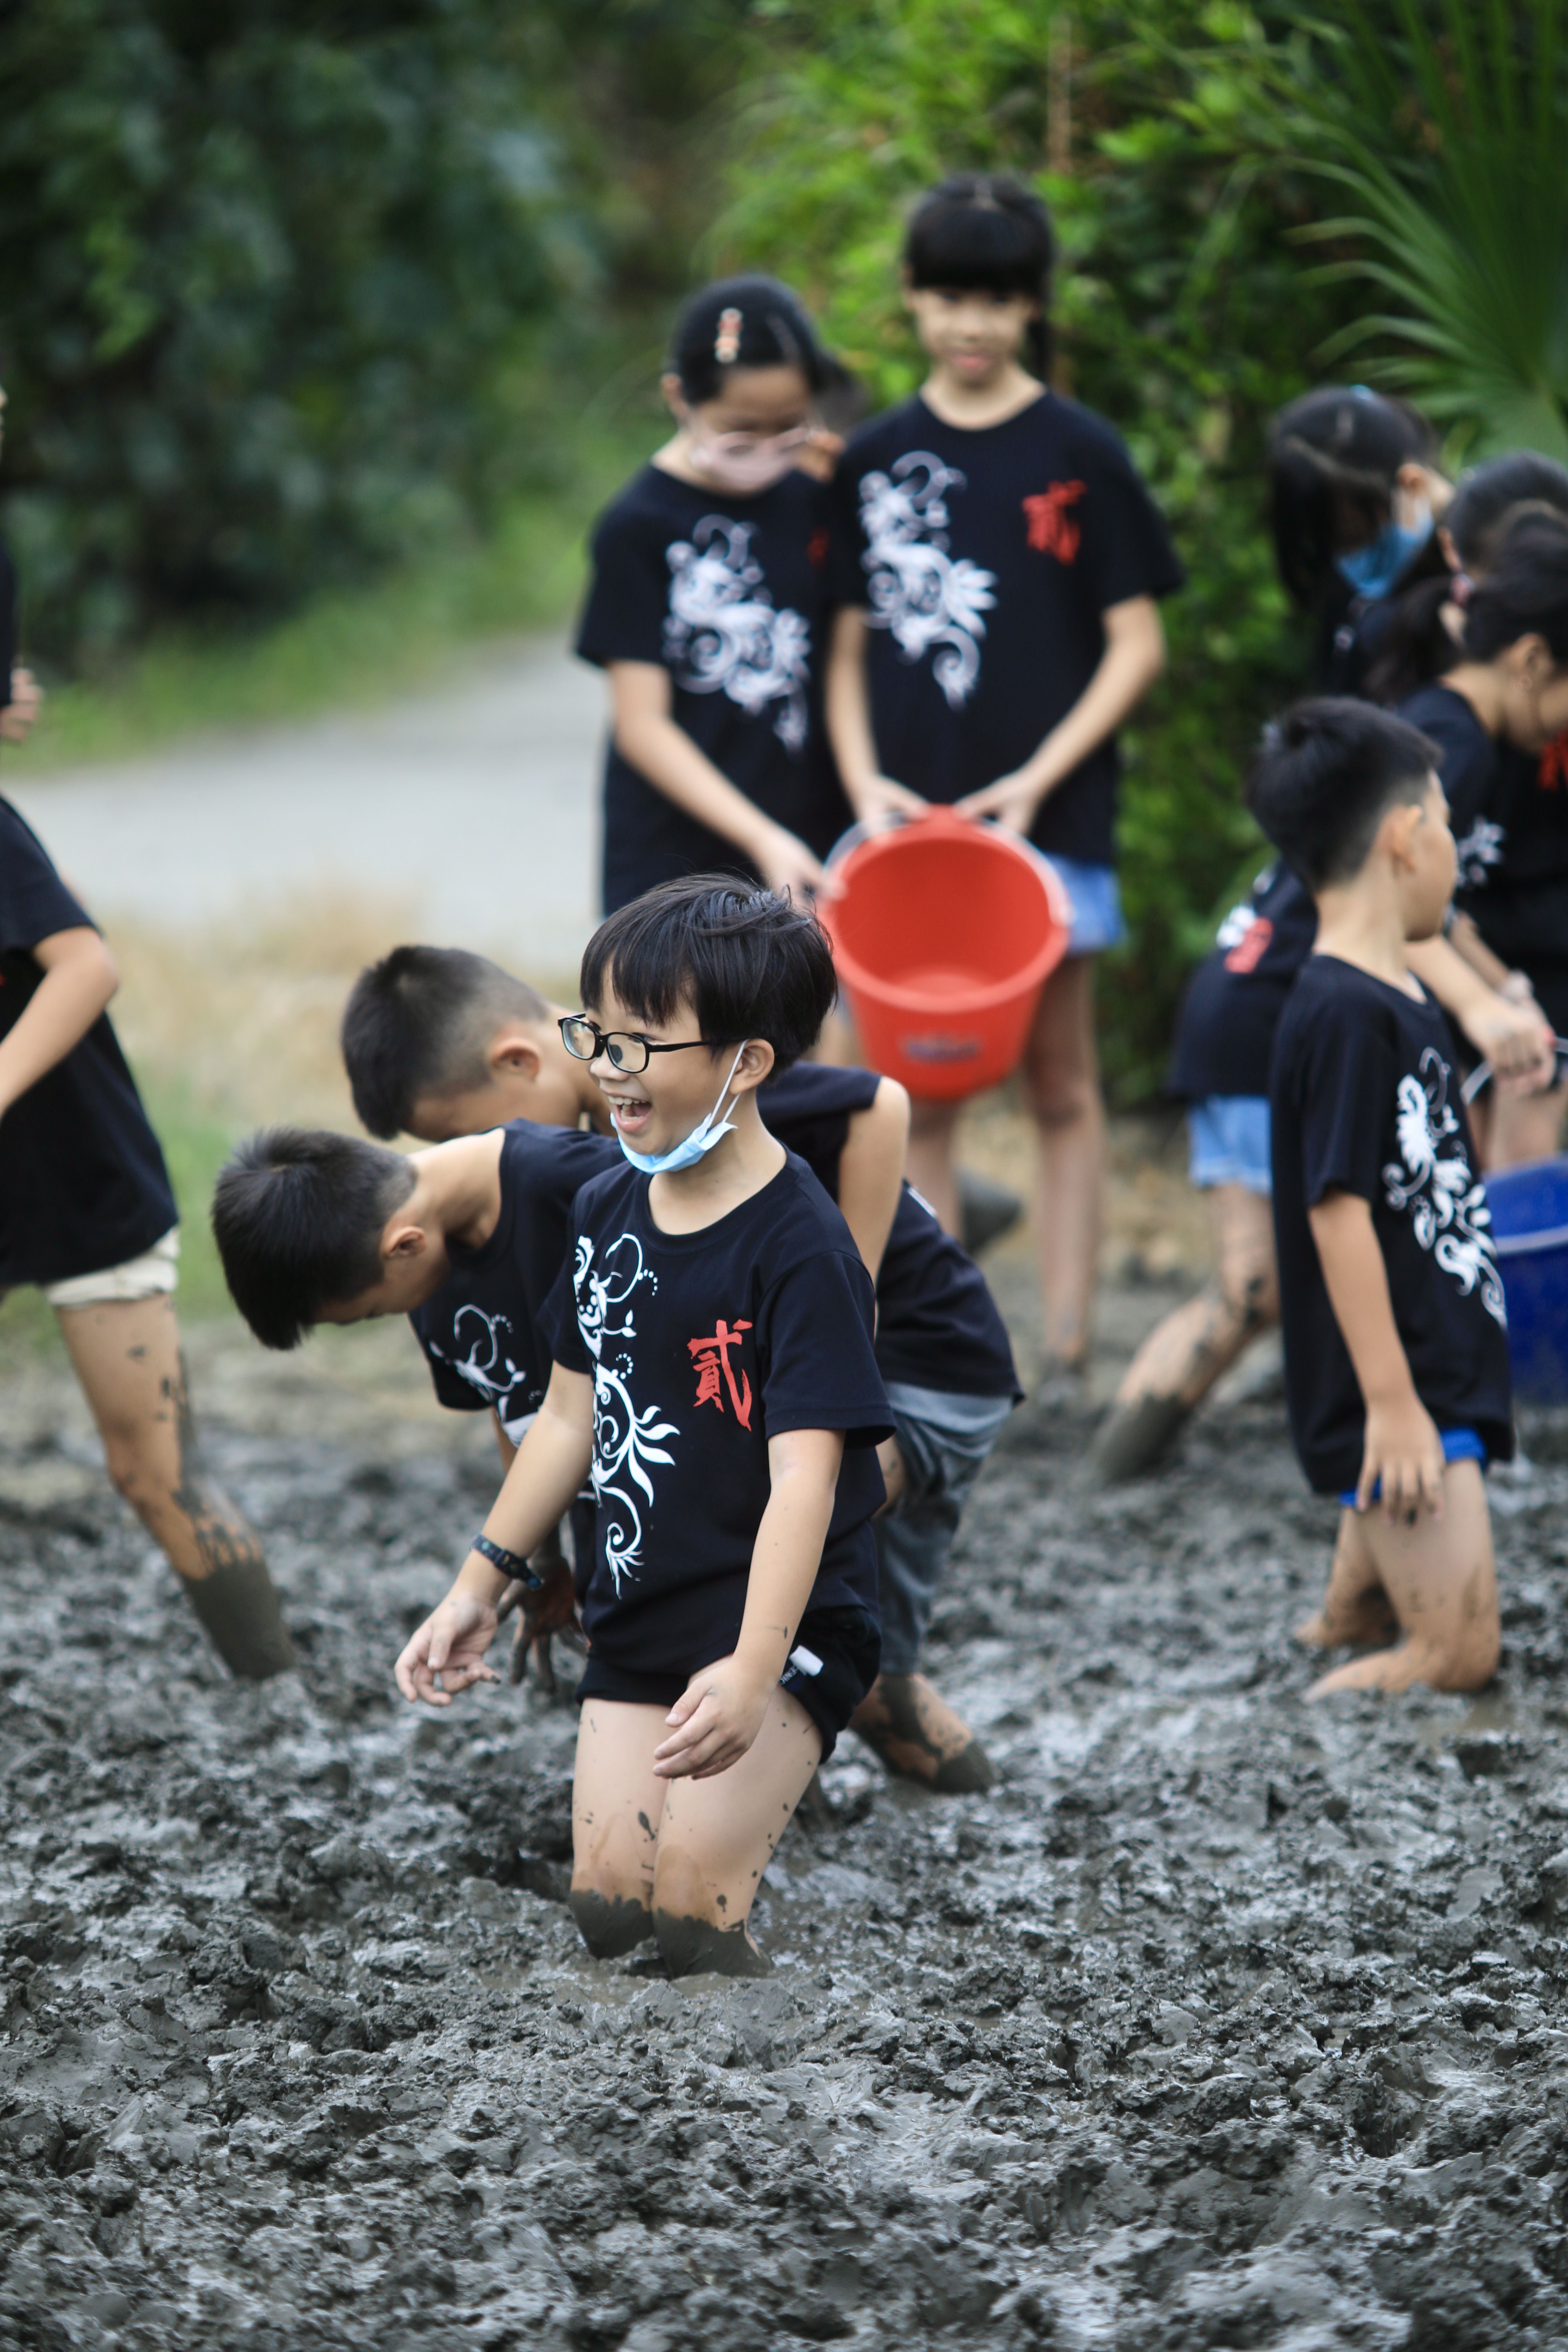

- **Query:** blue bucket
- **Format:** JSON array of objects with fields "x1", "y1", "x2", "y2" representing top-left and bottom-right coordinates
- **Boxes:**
[{"x1": 1487, "y1": 1154, "x2": 1568, "y2": 1404}]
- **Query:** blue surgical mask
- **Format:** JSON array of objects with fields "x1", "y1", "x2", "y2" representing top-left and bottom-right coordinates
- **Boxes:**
[
  {"x1": 616, "y1": 1045, "x2": 748, "y2": 1176},
  {"x1": 1336, "y1": 507, "x2": 1433, "y2": 601}
]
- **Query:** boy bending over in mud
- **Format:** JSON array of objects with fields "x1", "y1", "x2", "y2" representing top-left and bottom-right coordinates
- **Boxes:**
[
  {"x1": 1254, "y1": 701, "x2": 1509, "y2": 1696},
  {"x1": 395, "y1": 880, "x2": 892, "y2": 1973}
]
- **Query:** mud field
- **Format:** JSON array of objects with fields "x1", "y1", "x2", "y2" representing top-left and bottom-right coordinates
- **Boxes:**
[{"x1": 3, "y1": 1290, "x2": 1568, "y2": 2351}]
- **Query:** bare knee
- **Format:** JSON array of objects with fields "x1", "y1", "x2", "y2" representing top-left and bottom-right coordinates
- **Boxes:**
[
  {"x1": 1218, "y1": 1258, "x2": 1279, "y2": 1331},
  {"x1": 1423, "y1": 1622, "x2": 1500, "y2": 1693},
  {"x1": 1026, "y1": 1067, "x2": 1099, "y2": 1133}
]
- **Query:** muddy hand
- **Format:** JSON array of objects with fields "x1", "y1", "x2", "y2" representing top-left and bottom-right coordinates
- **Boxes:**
[{"x1": 499, "y1": 1556, "x2": 579, "y2": 1689}]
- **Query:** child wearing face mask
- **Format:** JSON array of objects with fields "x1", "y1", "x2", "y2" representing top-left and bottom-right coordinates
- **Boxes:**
[
  {"x1": 576, "y1": 278, "x2": 853, "y2": 914},
  {"x1": 1268, "y1": 385, "x2": 1452, "y2": 698}
]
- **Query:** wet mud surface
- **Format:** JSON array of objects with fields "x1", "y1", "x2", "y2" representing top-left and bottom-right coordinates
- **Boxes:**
[{"x1": 4, "y1": 1345, "x2": 1568, "y2": 2348}]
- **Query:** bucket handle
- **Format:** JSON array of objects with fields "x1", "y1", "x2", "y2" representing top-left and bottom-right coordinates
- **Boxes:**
[
  {"x1": 1461, "y1": 1035, "x2": 1568, "y2": 1106},
  {"x1": 825, "y1": 805, "x2": 1075, "y2": 932}
]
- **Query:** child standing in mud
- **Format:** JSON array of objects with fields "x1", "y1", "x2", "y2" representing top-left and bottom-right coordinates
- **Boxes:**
[
  {"x1": 1253, "y1": 700, "x2": 1510, "y2": 1697},
  {"x1": 394, "y1": 880, "x2": 891, "y2": 1974}
]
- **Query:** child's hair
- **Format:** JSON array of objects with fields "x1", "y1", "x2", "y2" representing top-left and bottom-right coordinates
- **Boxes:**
[
  {"x1": 212, "y1": 1127, "x2": 415, "y2": 1350},
  {"x1": 1366, "y1": 455, "x2": 1568, "y2": 702},
  {"x1": 341, "y1": 945, "x2": 551, "y2": 1139},
  {"x1": 580, "y1": 875, "x2": 836, "y2": 1076},
  {"x1": 1456, "y1": 508, "x2": 1568, "y2": 666},
  {"x1": 667, "y1": 276, "x2": 832, "y2": 408},
  {"x1": 904, "y1": 174, "x2": 1054, "y2": 375},
  {"x1": 1268, "y1": 386, "x2": 1440, "y2": 609},
  {"x1": 1245, "y1": 697, "x2": 1441, "y2": 893}
]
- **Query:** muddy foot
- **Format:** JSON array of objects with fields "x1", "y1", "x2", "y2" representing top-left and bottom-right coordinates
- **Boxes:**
[
  {"x1": 1092, "y1": 1391, "x2": 1192, "y2": 1484},
  {"x1": 654, "y1": 1913, "x2": 772, "y2": 1978},
  {"x1": 958, "y1": 1169, "x2": 1024, "y2": 1258},
  {"x1": 181, "y1": 1556, "x2": 296, "y2": 1679},
  {"x1": 851, "y1": 1672, "x2": 996, "y2": 1794},
  {"x1": 569, "y1": 1889, "x2": 654, "y2": 1959}
]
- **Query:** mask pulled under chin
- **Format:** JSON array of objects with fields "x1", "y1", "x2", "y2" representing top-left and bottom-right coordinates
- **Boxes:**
[
  {"x1": 616, "y1": 1046, "x2": 748, "y2": 1177},
  {"x1": 686, "y1": 425, "x2": 810, "y2": 497}
]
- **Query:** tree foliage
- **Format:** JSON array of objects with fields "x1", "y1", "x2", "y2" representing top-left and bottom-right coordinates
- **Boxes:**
[{"x1": 716, "y1": 0, "x2": 1374, "y2": 1096}]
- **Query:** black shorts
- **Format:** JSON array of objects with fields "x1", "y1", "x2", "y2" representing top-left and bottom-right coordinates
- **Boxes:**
[{"x1": 575, "y1": 1605, "x2": 880, "y2": 1762}]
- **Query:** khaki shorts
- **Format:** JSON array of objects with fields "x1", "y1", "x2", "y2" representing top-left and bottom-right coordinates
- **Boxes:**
[{"x1": 42, "y1": 1227, "x2": 181, "y2": 1311}]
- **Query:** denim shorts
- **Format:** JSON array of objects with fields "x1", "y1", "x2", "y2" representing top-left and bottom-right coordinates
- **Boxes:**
[
  {"x1": 1041, "y1": 858, "x2": 1126, "y2": 958},
  {"x1": 1188, "y1": 1095, "x2": 1272, "y2": 1196},
  {"x1": 1338, "y1": 1426, "x2": 1487, "y2": 1510},
  {"x1": 876, "y1": 1384, "x2": 1015, "y2": 1676}
]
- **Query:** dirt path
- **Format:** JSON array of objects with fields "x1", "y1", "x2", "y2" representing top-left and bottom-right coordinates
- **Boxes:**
[
  {"x1": 6, "y1": 636, "x2": 605, "y2": 974},
  {"x1": 0, "y1": 1270, "x2": 1564, "y2": 2349}
]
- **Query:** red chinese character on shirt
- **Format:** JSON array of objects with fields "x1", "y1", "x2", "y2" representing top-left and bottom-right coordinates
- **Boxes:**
[
  {"x1": 688, "y1": 1319, "x2": 754, "y2": 1428},
  {"x1": 1022, "y1": 480, "x2": 1086, "y2": 562},
  {"x1": 1224, "y1": 915, "x2": 1274, "y2": 974},
  {"x1": 1539, "y1": 731, "x2": 1568, "y2": 792}
]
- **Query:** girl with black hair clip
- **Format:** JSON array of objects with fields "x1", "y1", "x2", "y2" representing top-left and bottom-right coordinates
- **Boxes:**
[
  {"x1": 826, "y1": 174, "x2": 1185, "y2": 1380},
  {"x1": 576, "y1": 278, "x2": 853, "y2": 914},
  {"x1": 1268, "y1": 384, "x2": 1452, "y2": 696}
]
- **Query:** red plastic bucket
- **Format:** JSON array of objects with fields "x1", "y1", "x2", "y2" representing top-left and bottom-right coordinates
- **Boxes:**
[{"x1": 821, "y1": 807, "x2": 1070, "y2": 1100}]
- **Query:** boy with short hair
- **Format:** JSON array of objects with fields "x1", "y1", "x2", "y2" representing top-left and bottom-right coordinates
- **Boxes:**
[
  {"x1": 1255, "y1": 699, "x2": 1510, "y2": 1696},
  {"x1": 398, "y1": 878, "x2": 893, "y2": 1975},
  {"x1": 340, "y1": 943, "x2": 1021, "y2": 1789}
]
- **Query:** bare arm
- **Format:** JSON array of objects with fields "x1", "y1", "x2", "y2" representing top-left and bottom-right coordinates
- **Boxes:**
[
  {"x1": 0, "y1": 667, "x2": 42, "y2": 745},
  {"x1": 0, "y1": 926, "x2": 119, "y2": 1118},
  {"x1": 837, "y1": 1077, "x2": 909, "y2": 1280},
  {"x1": 653, "y1": 1425, "x2": 845, "y2": 1779},
  {"x1": 958, "y1": 594, "x2": 1167, "y2": 832},
  {"x1": 394, "y1": 1363, "x2": 594, "y2": 1705},
  {"x1": 825, "y1": 608, "x2": 929, "y2": 824},
  {"x1": 1308, "y1": 1189, "x2": 1444, "y2": 1520},
  {"x1": 1407, "y1": 934, "x2": 1555, "y2": 1085},
  {"x1": 607, "y1": 660, "x2": 828, "y2": 898}
]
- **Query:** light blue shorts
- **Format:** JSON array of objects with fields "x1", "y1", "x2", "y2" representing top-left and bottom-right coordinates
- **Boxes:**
[
  {"x1": 1041, "y1": 857, "x2": 1126, "y2": 958},
  {"x1": 1188, "y1": 1094, "x2": 1272, "y2": 1196},
  {"x1": 1338, "y1": 1426, "x2": 1486, "y2": 1509}
]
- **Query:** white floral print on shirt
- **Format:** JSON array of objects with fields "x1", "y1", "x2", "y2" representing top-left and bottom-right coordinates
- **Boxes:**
[
  {"x1": 858, "y1": 453, "x2": 997, "y2": 709},
  {"x1": 663, "y1": 517, "x2": 811, "y2": 750},
  {"x1": 573, "y1": 1232, "x2": 678, "y2": 1594},
  {"x1": 1380, "y1": 1046, "x2": 1506, "y2": 1326}
]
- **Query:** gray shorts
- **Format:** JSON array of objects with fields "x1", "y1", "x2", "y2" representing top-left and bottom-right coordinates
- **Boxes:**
[{"x1": 875, "y1": 1383, "x2": 1014, "y2": 1676}]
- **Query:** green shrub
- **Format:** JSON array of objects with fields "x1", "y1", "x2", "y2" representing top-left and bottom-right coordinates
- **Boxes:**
[{"x1": 0, "y1": 0, "x2": 568, "y2": 665}]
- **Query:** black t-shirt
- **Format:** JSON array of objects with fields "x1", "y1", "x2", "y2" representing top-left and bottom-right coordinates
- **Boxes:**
[
  {"x1": 408, "y1": 1122, "x2": 621, "y2": 1443},
  {"x1": 829, "y1": 392, "x2": 1184, "y2": 865},
  {"x1": 1269, "y1": 957, "x2": 1513, "y2": 1493},
  {"x1": 576, "y1": 464, "x2": 851, "y2": 911},
  {"x1": 1462, "y1": 736, "x2": 1568, "y2": 969},
  {"x1": 542, "y1": 1153, "x2": 891, "y2": 1676},
  {"x1": 1395, "y1": 682, "x2": 1503, "y2": 898},
  {"x1": 0, "y1": 799, "x2": 177, "y2": 1288},
  {"x1": 1168, "y1": 862, "x2": 1318, "y2": 1101},
  {"x1": 760, "y1": 1061, "x2": 1019, "y2": 1399}
]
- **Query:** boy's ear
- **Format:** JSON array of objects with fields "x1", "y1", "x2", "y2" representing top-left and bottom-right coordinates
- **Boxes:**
[
  {"x1": 487, "y1": 1030, "x2": 544, "y2": 1086},
  {"x1": 1381, "y1": 787, "x2": 1432, "y2": 870},
  {"x1": 383, "y1": 1219, "x2": 429, "y2": 1264},
  {"x1": 660, "y1": 371, "x2": 687, "y2": 422},
  {"x1": 729, "y1": 1037, "x2": 776, "y2": 1094}
]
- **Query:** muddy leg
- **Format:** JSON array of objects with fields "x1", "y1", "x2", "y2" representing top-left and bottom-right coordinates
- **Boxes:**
[
  {"x1": 55, "y1": 1296, "x2": 294, "y2": 1678},
  {"x1": 1307, "y1": 1461, "x2": 1499, "y2": 1698},
  {"x1": 652, "y1": 1688, "x2": 822, "y2": 1977},
  {"x1": 569, "y1": 1700, "x2": 668, "y2": 1956},
  {"x1": 1295, "y1": 1506, "x2": 1396, "y2": 1650},
  {"x1": 1094, "y1": 1185, "x2": 1279, "y2": 1482}
]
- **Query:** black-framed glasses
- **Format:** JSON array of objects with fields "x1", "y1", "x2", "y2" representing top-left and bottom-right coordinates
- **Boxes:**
[{"x1": 558, "y1": 1015, "x2": 741, "y2": 1076}]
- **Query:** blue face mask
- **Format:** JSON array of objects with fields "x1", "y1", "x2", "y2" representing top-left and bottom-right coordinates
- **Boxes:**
[
  {"x1": 1336, "y1": 507, "x2": 1433, "y2": 602},
  {"x1": 616, "y1": 1045, "x2": 748, "y2": 1176}
]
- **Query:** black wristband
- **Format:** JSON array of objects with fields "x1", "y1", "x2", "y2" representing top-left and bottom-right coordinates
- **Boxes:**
[{"x1": 471, "y1": 1533, "x2": 543, "y2": 1590}]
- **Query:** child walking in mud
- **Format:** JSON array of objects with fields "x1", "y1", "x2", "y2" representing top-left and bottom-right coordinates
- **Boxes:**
[
  {"x1": 1253, "y1": 701, "x2": 1510, "y2": 1697},
  {"x1": 393, "y1": 881, "x2": 891, "y2": 1973},
  {"x1": 0, "y1": 796, "x2": 293, "y2": 1676}
]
